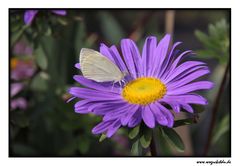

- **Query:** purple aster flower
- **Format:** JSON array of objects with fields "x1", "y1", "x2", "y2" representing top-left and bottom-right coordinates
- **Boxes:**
[
  {"x1": 11, "y1": 57, "x2": 35, "y2": 81},
  {"x1": 24, "y1": 10, "x2": 67, "y2": 25},
  {"x1": 13, "y1": 41, "x2": 33, "y2": 55},
  {"x1": 11, "y1": 97, "x2": 27, "y2": 110},
  {"x1": 69, "y1": 34, "x2": 214, "y2": 138}
]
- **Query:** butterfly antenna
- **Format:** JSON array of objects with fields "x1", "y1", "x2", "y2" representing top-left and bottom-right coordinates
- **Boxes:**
[
  {"x1": 111, "y1": 82, "x2": 115, "y2": 92},
  {"x1": 122, "y1": 79, "x2": 126, "y2": 86}
]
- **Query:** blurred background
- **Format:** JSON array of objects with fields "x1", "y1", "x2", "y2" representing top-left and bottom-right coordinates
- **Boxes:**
[{"x1": 9, "y1": 9, "x2": 230, "y2": 156}]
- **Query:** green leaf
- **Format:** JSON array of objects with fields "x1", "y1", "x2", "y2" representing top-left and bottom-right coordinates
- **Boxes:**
[
  {"x1": 194, "y1": 19, "x2": 229, "y2": 64},
  {"x1": 161, "y1": 127, "x2": 185, "y2": 152},
  {"x1": 173, "y1": 118, "x2": 196, "y2": 128},
  {"x1": 99, "y1": 134, "x2": 107, "y2": 142},
  {"x1": 195, "y1": 30, "x2": 209, "y2": 45},
  {"x1": 212, "y1": 114, "x2": 230, "y2": 145},
  {"x1": 30, "y1": 72, "x2": 48, "y2": 91},
  {"x1": 35, "y1": 46, "x2": 48, "y2": 70},
  {"x1": 129, "y1": 125, "x2": 140, "y2": 139},
  {"x1": 157, "y1": 128, "x2": 172, "y2": 155},
  {"x1": 78, "y1": 137, "x2": 90, "y2": 154},
  {"x1": 131, "y1": 139, "x2": 142, "y2": 156},
  {"x1": 196, "y1": 50, "x2": 218, "y2": 59},
  {"x1": 11, "y1": 25, "x2": 28, "y2": 47},
  {"x1": 139, "y1": 130, "x2": 152, "y2": 148},
  {"x1": 99, "y1": 11, "x2": 125, "y2": 44},
  {"x1": 12, "y1": 143, "x2": 38, "y2": 156}
]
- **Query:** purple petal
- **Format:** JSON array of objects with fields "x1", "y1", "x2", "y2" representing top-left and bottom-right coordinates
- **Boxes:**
[
  {"x1": 128, "y1": 109, "x2": 142, "y2": 127},
  {"x1": 167, "y1": 69, "x2": 210, "y2": 89},
  {"x1": 161, "y1": 50, "x2": 194, "y2": 79},
  {"x1": 121, "y1": 39, "x2": 142, "y2": 78},
  {"x1": 103, "y1": 103, "x2": 131, "y2": 121},
  {"x1": 166, "y1": 66, "x2": 208, "y2": 85},
  {"x1": 142, "y1": 105, "x2": 155, "y2": 128},
  {"x1": 158, "y1": 42, "x2": 182, "y2": 77},
  {"x1": 142, "y1": 36, "x2": 157, "y2": 76},
  {"x1": 149, "y1": 103, "x2": 168, "y2": 126},
  {"x1": 151, "y1": 34, "x2": 171, "y2": 77},
  {"x1": 74, "y1": 100, "x2": 102, "y2": 114},
  {"x1": 24, "y1": 10, "x2": 38, "y2": 25},
  {"x1": 161, "y1": 101, "x2": 180, "y2": 113},
  {"x1": 74, "y1": 63, "x2": 80, "y2": 69},
  {"x1": 155, "y1": 103, "x2": 174, "y2": 127},
  {"x1": 93, "y1": 100, "x2": 128, "y2": 115},
  {"x1": 92, "y1": 121, "x2": 113, "y2": 134},
  {"x1": 73, "y1": 75, "x2": 119, "y2": 93},
  {"x1": 167, "y1": 81, "x2": 214, "y2": 95},
  {"x1": 11, "y1": 83, "x2": 24, "y2": 97},
  {"x1": 121, "y1": 105, "x2": 139, "y2": 126},
  {"x1": 100, "y1": 43, "x2": 115, "y2": 63},
  {"x1": 51, "y1": 10, "x2": 67, "y2": 16},
  {"x1": 109, "y1": 45, "x2": 128, "y2": 72},
  {"x1": 106, "y1": 120, "x2": 122, "y2": 137},
  {"x1": 163, "y1": 61, "x2": 206, "y2": 83},
  {"x1": 163, "y1": 94, "x2": 208, "y2": 105},
  {"x1": 181, "y1": 103, "x2": 194, "y2": 113},
  {"x1": 68, "y1": 87, "x2": 122, "y2": 101}
]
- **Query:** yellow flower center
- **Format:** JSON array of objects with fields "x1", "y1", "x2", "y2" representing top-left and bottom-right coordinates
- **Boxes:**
[{"x1": 122, "y1": 77, "x2": 167, "y2": 105}]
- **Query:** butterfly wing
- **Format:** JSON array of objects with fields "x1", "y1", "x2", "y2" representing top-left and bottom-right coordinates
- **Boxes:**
[{"x1": 79, "y1": 48, "x2": 124, "y2": 82}]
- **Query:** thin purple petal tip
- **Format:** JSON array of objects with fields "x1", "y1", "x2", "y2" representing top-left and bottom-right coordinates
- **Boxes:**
[
  {"x1": 51, "y1": 10, "x2": 67, "y2": 16},
  {"x1": 24, "y1": 10, "x2": 38, "y2": 25}
]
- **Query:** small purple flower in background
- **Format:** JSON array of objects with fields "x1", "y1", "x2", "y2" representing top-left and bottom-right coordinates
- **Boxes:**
[
  {"x1": 13, "y1": 41, "x2": 33, "y2": 55},
  {"x1": 11, "y1": 41, "x2": 35, "y2": 80},
  {"x1": 11, "y1": 57, "x2": 36, "y2": 81},
  {"x1": 11, "y1": 83, "x2": 27, "y2": 110},
  {"x1": 11, "y1": 41, "x2": 36, "y2": 110},
  {"x1": 69, "y1": 34, "x2": 214, "y2": 138},
  {"x1": 24, "y1": 10, "x2": 67, "y2": 25},
  {"x1": 11, "y1": 83, "x2": 24, "y2": 97}
]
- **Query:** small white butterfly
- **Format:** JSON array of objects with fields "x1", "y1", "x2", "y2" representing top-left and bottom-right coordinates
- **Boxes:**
[{"x1": 79, "y1": 48, "x2": 126, "y2": 85}]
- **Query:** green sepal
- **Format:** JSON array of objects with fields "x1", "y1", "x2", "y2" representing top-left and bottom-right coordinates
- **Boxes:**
[
  {"x1": 131, "y1": 139, "x2": 142, "y2": 156},
  {"x1": 128, "y1": 125, "x2": 140, "y2": 139},
  {"x1": 99, "y1": 134, "x2": 107, "y2": 142},
  {"x1": 139, "y1": 130, "x2": 152, "y2": 149},
  {"x1": 173, "y1": 118, "x2": 197, "y2": 128}
]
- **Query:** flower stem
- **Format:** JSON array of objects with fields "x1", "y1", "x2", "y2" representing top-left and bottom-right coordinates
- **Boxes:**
[
  {"x1": 165, "y1": 10, "x2": 175, "y2": 36},
  {"x1": 150, "y1": 132, "x2": 157, "y2": 156},
  {"x1": 203, "y1": 60, "x2": 230, "y2": 155}
]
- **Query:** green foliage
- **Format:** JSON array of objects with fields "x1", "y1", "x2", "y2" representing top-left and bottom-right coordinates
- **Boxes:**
[
  {"x1": 99, "y1": 134, "x2": 107, "y2": 142},
  {"x1": 139, "y1": 129, "x2": 152, "y2": 148},
  {"x1": 34, "y1": 46, "x2": 48, "y2": 70},
  {"x1": 131, "y1": 139, "x2": 142, "y2": 156},
  {"x1": 173, "y1": 118, "x2": 197, "y2": 128},
  {"x1": 195, "y1": 19, "x2": 229, "y2": 64},
  {"x1": 128, "y1": 125, "x2": 140, "y2": 139},
  {"x1": 98, "y1": 11, "x2": 126, "y2": 44},
  {"x1": 212, "y1": 114, "x2": 230, "y2": 145},
  {"x1": 30, "y1": 72, "x2": 49, "y2": 92},
  {"x1": 160, "y1": 127, "x2": 185, "y2": 152}
]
